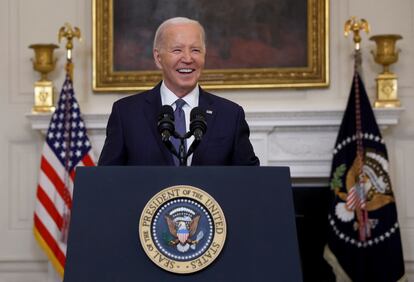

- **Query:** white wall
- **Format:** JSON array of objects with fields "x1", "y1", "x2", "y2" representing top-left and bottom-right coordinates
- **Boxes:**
[{"x1": 0, "y1": 0, "x2": 413, "y2": 281}]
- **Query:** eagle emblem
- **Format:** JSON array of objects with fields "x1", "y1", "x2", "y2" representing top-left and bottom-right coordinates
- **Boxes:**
[
  {"x1": 332, "y1": 150, "x2": 395, "y2": 224},
  {"x1": 139, "y1": 186, "x2": 226, "y2": 274},
  {"x1": 165, "y1": 207, "x2": 204, "y2": 253}
]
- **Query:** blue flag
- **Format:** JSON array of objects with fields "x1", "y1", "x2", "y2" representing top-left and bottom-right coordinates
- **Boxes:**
[{"x1": 324, "y1": 71, "x2": 405, "y2": 281}]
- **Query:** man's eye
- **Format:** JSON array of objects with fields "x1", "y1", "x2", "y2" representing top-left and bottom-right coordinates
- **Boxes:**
[{"x1": 172, "y1": 49, "x2": 181, "y2": 53}]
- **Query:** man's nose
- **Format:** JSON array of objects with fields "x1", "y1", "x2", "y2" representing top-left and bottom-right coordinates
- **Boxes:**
[{"x1": 181, "y1": 50, "x2": 193, "y2": 63}]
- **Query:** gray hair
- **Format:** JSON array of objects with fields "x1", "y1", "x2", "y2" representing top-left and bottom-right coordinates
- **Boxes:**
[{"x1": 153, "y1": 17, "x2": 206, "y2": 50}]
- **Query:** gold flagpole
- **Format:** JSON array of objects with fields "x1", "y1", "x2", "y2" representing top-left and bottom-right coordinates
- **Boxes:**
[
  {"x1": 344, "y1": 17, "x2": 371, "y2": 241},
  {"x1": 56, "y1": 23, "x2": 81, "y2": 243}
]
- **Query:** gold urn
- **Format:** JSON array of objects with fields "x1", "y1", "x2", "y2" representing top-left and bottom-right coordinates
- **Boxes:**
[
  {"x1": 369, "y1": 34, "x2": 402, "y2": 108},
  {"x1": 29, "y1": 43, "x2": 59, "y2": 113}
]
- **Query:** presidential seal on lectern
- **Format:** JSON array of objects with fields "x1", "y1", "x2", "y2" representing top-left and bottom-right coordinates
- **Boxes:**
[{"x1": 139, "y1": 185, "x2": 227, "y2": 274}]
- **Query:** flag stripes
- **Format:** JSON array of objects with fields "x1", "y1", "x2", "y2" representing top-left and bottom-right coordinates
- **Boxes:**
[
  {"x1": 40, "y1": 156, "x2": 73, "y2": 208},
  {"x1": 34, "y1": 215, "x2": 66, "y2": 274},
  {"x1": 36, "y1": 185, "x2": 63, "y2": 229},
  {"x1": 34, "y1": 143, "x2": 93, "y2": 275},
  {"x1": 345, "y1": 185, "x2": 366, "y2": 211}
]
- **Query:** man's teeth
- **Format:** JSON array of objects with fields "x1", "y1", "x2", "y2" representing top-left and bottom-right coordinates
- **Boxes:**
[{"x1": 177, "y1": 69, "x2": 193, "y2": 73}]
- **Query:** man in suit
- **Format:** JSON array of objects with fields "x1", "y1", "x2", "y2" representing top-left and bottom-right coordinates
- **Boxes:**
[{"x1": 98, "y1": 17, "x2": 259, "y2": 166}]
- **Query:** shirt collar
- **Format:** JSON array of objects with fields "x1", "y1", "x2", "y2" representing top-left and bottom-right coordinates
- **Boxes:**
[{"x1": 160, "y1": 81, "x2": 199, "y2": 108}]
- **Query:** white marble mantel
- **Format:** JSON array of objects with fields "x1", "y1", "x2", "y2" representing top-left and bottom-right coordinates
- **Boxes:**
[{"x1": 26, "y1": 108, "x2": 403, "y2": 183}]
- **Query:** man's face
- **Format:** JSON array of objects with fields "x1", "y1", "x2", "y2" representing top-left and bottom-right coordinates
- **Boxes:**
[{"x1": 153, "y1": 23, "x2": 206, "y2": 97}]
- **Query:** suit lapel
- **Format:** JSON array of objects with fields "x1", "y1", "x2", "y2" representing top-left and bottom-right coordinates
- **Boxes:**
[
  {"x1": 143, "y1": 83, "x2": 175, "y2": 165},
  {"x1": 192, "y1": 87, "x2": 216, "y2": 165}
]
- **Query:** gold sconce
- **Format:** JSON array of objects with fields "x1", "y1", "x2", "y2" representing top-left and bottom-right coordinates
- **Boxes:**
[
  {"x1": 29, "y1": 43, "x2": 59, "y2": 113},
  {"x1": 369, "y1": 34, "x2": 402, "y2": 108}
]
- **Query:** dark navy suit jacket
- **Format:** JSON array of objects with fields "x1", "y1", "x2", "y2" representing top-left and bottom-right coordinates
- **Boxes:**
[{"x1": 98, "y1": 83, "x2": 259, "y2": 166}]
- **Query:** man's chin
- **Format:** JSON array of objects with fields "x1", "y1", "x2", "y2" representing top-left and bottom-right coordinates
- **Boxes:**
[
  {"x1": 176, "y1": 79, "x2": 198, "y2": 89},
  {"x1": 164, "y1": 76, "x2": 199, "y2": 95},
  {"x1": 172, "y1": 83, "x2": 197, "y2": 96}
]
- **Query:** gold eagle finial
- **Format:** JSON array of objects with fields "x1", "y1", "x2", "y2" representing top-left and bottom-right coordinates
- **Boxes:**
[
  {"x1": 58, "y1": 23, "x2": 81, "y2": 60},
  {"x1": 344, "y1": 17, "x2": 370, "y2": 50},
  {"x1": 57, "y1": 23, "x2": 81, "y2": 80}
]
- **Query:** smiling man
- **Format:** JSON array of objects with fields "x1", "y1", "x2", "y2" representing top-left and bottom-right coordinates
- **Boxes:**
[{"x1": 98, "y1": 17, "x2": 259, "y2": 166}]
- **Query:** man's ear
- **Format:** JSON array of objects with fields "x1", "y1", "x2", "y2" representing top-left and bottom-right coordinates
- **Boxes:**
[{"x1": 153, "y1": 49, "x2": 162, "y2": 70}]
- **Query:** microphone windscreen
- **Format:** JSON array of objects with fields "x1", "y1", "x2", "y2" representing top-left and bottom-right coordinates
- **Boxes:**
[
  {"x1": 158, "y1": 105, "x2": 175, "y2": 137},
  {"x1": 159, "y1": 105, "x2": 174, "y2": 120},
  {"x1": 190, "y1": 107, "x2": 205, "y2": 121},
  {"x1": 190, "y1": 107, "x2": 207, "y2": 139}
]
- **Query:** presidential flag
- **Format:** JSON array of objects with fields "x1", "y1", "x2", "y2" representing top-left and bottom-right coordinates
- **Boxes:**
[
  {"x1": 33, "y1": 75, "x2": 95, "y2": 276},
  {"x1": 324, "y1": 70, "x2": 406, "y2": 282}
]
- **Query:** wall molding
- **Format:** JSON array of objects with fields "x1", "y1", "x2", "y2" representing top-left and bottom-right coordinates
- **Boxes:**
[
  {"x1": 26, "y1": 107, "x2": 403, "y2": 180},
  {"x1": 26, "y1": 107, "x2": 403, "y2": 131}
]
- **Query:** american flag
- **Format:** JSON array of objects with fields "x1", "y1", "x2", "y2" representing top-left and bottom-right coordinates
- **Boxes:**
[{"x1": 33, "y1": 75, "x2": 95, "y2": 277}]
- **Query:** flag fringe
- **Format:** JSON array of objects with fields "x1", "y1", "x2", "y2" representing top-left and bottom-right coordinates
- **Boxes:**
[
  {"x1": 324, "y1": 245, "x2": 408, "y2": 282},
  {"x1": 398, "y1": 274, "x2": 409, "y2": 282},
  {"x1": 323, "y1": 244, "x2": 352, "y2": 282},
  {"x1": 33, "y1": 227, "x2": 64, "y2": 277}
]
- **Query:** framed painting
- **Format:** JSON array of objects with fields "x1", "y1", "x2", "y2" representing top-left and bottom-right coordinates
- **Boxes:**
[{"x1": 93, "y1": 0, "x2": 329, "y2": 92}]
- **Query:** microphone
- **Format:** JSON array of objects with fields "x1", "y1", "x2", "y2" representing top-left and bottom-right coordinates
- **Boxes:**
[
  {"x1": 157, "y1": 105, "x2": 175, "y2": 142},
  {"x1": 190, "y1": 107, "x2": 207, "y2": 141},
  {"x1": 187, "y1": 107, "x2": 207, "y2": 157}
]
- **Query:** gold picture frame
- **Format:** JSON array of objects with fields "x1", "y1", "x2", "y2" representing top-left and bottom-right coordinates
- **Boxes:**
[{"x1": 93, "y1": 0, "x2": 329, "y2": 92}]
